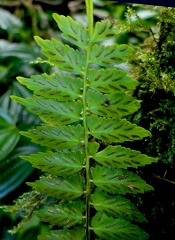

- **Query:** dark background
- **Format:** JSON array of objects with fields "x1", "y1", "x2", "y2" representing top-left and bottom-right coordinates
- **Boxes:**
[{"x1": 117, "y1": 0, "x2": 175, "y2": 7}]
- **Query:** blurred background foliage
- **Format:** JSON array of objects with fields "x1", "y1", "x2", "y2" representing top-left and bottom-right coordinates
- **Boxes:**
[{"x1": 0, "y1": 1, "x2": 175, "y2": 239}]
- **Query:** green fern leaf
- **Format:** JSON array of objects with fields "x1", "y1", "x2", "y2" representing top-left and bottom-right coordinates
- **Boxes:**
[
  {"x1": 88, "y1": 141, "x2": 100, "y2": 156},
  {"x1": 91, "y1": 212, "x2": 149, "y2": 240},
  {"x1": 21, "y1": 124, "x2": 84, "y2": 149},
  {"x1": 38, "y1": 227, "x2": 85, "y2": 240},
  {"x1": 17, "y1": 74, "x2": 83, "y2": 101},
  {"x1": 92, "y1": 19, "x2": 117, "y2": 42},
  {"x1": 92, "y1": 165, "x2": 153, "y2": 195},
  {"x1": 87, "y1": 89, "x2": 140, "y2": 118},
  {"x1": 35, "y1": 200, "x2": 85, "y2": 227},
  {"x1": 87, "y1": 115, "x2": 151, "y2": 144},
  {"x1": 88, "y1": 68, "x2": 138, "y2": 94},
  {"x1": 12, "y1": 96, "x2": 82, "y2": 125},
  {"x1": 27, "y1": 174, "x2": 84, "y2": 200},
  {"x1": 53, "y1": 14, "x2": 89, "y2": 49},
  {"x1": 21, "y1": 150, "x2": 84, "y2": 176},
  {"x1": 90, "y1": 44, "x2": 134, "y2": 67},
  {"x1": 91, "y1": 190, "x2": 146, "y2": 222},
  {"x1": 34, "y1": 36, "x2": 85, "y2": 73},
  {"x1": 93, "y1": 145, "x2": 157, "y2": 169}
]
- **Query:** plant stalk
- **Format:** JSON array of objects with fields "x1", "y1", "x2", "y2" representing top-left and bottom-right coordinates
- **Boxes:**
[
  {"x1": 85, "y1": 0, "x2": 94, "y2": 36},
  {"x1": 84, "y1": 0, "x2": 94, "y2": 239}
]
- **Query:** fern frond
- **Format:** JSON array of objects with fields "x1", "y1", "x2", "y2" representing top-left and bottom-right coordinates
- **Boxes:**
[{"x1": 7, "y1": 4, "x2": 157, "y2": 239}]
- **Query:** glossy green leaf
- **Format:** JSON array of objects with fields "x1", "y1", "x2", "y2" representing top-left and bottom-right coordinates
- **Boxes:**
[
  {"x1": 12, "y1": 96, "x2": 82, "y2": 126},
  {"x1": 34, "y1": 36, "x2": 85, "y2": 73},
  {"x1": 0, "y1": 40, "x2": 39, "y2": 62},
  {"x1": 91, "y1": 190, "x2": 146, "y2": 222},
  {"x1": 87, "y1": 89, "x2": 140, "y2": 118},
  {"x1": 0, "y1": 82, "x2": 32, "y2": 123},
  {"x1": 0, "y1": 108, "x2": 20, "y2": 161},
  {"x1": 38, "y1": 227, "x2": 86, "y2": 240},
  {"x1": 53, "y1": 14, "x2": 89, "y2": 49},
  {"x1": 21, "y1": 124, "x2": 84, "y2": 150},
  {"x1": 28, "y1": 174, "x2": 84, "y2": 200},
  {"x1": 0, "y1": 65, "x2": 9, "y2": 83},
  {"x1": 87, "y1": 115, "x2": 151, "y2": 144},
  {"x1": 90, "y1": 44, "x2": 134, "y2": 67},
  {"x1": 92, "y1": 165, "x2": 153, "y2": 195},
  {"x1": 93, "y1": 145, "x2": 157, "y2": 169},
  {"x1": 88, "y1": 68, "x2": 138, "y2": 94},
  {"x1": 91, "y1": 212, "x2": 149, "y2": 240},
  {"x1": 35, "y1": 200, "x2": 84, "y2": 227},
  {"x1": 17, "y1": 73, "x2": 83, "y2": 102},
  {"x1": 0, "y1": 146, "x2": 38, "y2": 198},
  {"x1": 22, "y1": 150, "x2": 84, "y2": 176},
  {"x1": 0, "y1": 7, "x2": 22, "y2": 31},
  {"x1": 0, "y1": 107, "x2": 14, "y2": 127}
]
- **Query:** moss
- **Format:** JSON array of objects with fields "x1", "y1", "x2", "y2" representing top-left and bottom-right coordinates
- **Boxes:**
[{"x1": 130, "y1": 7, "x2": 175, "y2": 93}]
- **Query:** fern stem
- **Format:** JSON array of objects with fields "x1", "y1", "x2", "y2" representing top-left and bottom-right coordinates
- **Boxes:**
[
  {"x1": 84, "y1": 1, "x2": 94, "y2": 239},
  {"x1": 83, "y1": 43, "x2": 92, "y2": 240},
  {"x1": 85, "y1": 0, "x2": 94, "y2": 36}
]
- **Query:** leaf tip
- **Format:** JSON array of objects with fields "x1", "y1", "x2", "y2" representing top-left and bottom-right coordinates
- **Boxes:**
[
  {"x1": 16, "y1": 76, "x2": 24, "y2": 83},
  {"x1": 52, "y1": 13, "x2": 59, "y2": 20},
  {"x1": 10, "y1": 96, "x2": 25, "y2": 105},
  {"x1": 34, "y1": 36, "x2": 43, "y2": 46}
]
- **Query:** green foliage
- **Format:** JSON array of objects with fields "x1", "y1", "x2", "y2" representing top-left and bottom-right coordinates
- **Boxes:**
[
  {"x1": 0, "y1": 146, "x2": 35, "y2": 198},
  {"x1": 93, "y1": 145, "x2": 157, "y2": 168},
  {"x1": 0, "y1": 106, "x2": 40, "y2": 199},
  {"x1": 91, "y1": 212, "x2": 146, "y2": 240},
  {"x1": 3, "y1": 1, "x2": 157, "y2": 239},
  {"x1": 91, "y1": 190, "x2": 146, "y2": 222},
  {"x1": 127, "y1": 7, "x2": 175, "y2": 93},
  {"x1": 2, "y1": 190, "x2": 47, "y2": 234},
  {"x1": 120, "y1": 6, "x2": 175, "y2": 239},
  {"x1": 0, "y1": 4, "x2": 50, "y2": 202},
  {"x1": 0, "y1": 108, "x2": 20, "y2": 160},
  {"x1": 124, "y1": 6, "x2": 175, "y2": 165}
]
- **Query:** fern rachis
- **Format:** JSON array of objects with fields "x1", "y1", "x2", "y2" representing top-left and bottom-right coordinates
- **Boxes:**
[{"x1": 3, "y1": 0, "x2": 158, "y2": 239}]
